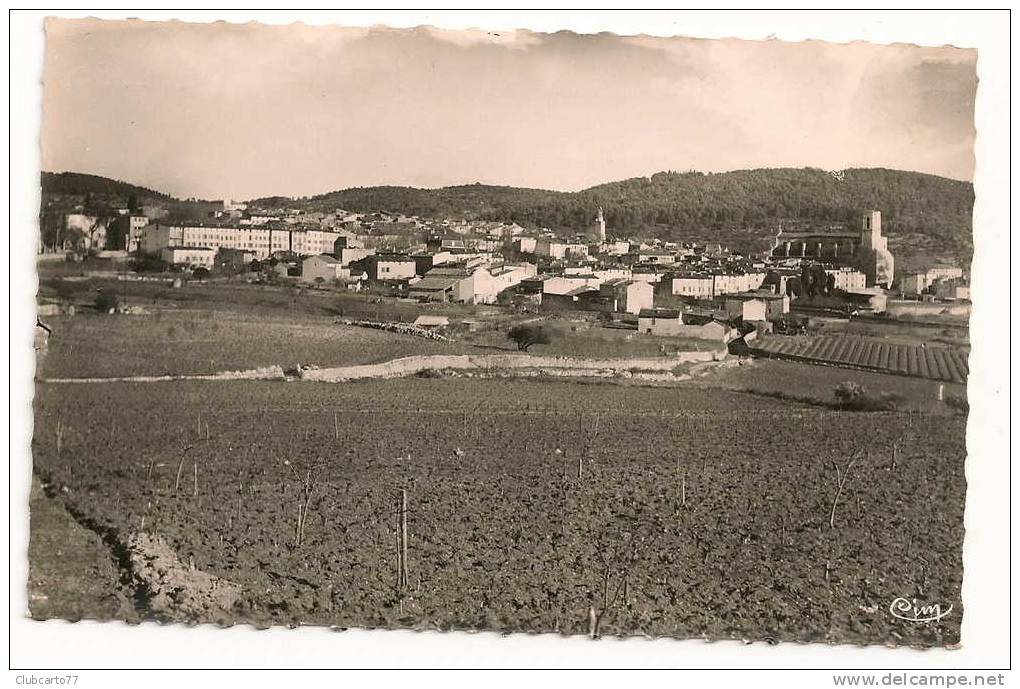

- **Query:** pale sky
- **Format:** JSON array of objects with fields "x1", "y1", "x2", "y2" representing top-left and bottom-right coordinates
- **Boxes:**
[{"x1": 41, "y1": 18, "x2": 977, "y2": 200}]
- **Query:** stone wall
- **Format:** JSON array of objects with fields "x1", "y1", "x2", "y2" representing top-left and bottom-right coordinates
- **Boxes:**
[{"x1": 302, "y1": 350, "x2": 725, "y2": 383}]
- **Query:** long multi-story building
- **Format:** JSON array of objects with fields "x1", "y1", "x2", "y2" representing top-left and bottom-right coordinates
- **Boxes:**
[
  {"x1": 139, "y1": 223, "x2": 341, "y2": 260},
  {"x1": 667, "y1": 270, "x2": 766, "y2": 298},
  {"x1": 825, "y1": 266, "x2": 868, "y2": 292}
]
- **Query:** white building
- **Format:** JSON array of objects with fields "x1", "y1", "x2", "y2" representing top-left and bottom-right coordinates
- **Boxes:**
[
  {"x1": 598, "y1": 240, "x2": 630, "y2": 256},
  {"x1": 712, "y1": 272, "x2": 765, "y2": 295},
  {"x1": 517, "y1": 237, "x2": 539, "y2": 254},
  {"x1": 636, "y1": 252, "x2": 676, "y2": 265},
  {"x1": 161, "y1": 246, "x2": 215, "y2": 267},
  {"x1": 301, "y1": 255, "x2": 348, "y2": 282},
  {"x1": 473, "y1": 263, "x2": 537, "y2": 304},
  {"x1": 901, "y1": 266, "x2": 966, "y2": 297},
  {"x1": 826, "y1": 267, "x2": 867, "y2": 292},
  {"x1": 337, "y1": 247, "x2": 376, "y2": 267},
  {"x1": 669, "y1": 274, "x2": 715, "y2": 299},
  {"x1": 125, "y1": 215, "x2": 150, "y2": 252},
  {"x1": 535, "y1": 239, "x2": 589, "y2": 260},
  {"x1": 592, "y1": 267, "x2": 633, "y2": 282},
  {"x1": 140, "y1": 224, "x2": 341, "y2": 260},
  {"x1": 601, "y1": 279, "x2": 654, "y2": 315},
  {"x1": 542, "y1": 275, "x2": 602, "y2": 296},
  {"x1": 637, "y1": 308, "x2": 685, "y2": 335},
  {"x1": 725, "y1": 297, "x2": 768, "y2": 322},
  {"x1": 367, "y1": 254, "x2": 417, "y2": 281}
]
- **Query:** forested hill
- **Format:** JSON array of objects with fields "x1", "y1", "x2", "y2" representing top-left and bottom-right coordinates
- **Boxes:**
[
  {"x1": 256, "y1": 184, "x2": 570, "y2": 223},
  {"x1": 41, "y1": 172, "x2": 173, "y2": 201},
  {"x1": 266, "y1": 168, "x2": 974, "y2": 265}
]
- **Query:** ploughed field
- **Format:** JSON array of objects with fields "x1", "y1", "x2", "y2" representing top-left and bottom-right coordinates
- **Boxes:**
[
  {"x1": 32, "y1": 379, "x2": 965, "y2": 645},
  {"x1": 751, "y1": 335, "x2": 969, "y2": 384}
]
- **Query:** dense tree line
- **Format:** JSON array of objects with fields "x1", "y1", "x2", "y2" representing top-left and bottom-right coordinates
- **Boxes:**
[{"x1": 293, "y1": 168, "x2": 973, "y2": 259}]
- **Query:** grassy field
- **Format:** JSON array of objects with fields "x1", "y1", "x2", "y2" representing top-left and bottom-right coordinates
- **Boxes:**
[
  {"x1": 38, "y1": 273, "x2": 489, "y2": 324},
  {"x1": 696, "y1": 359, "x2": 967, "y2": 414},
  {"x1": 36, "y1": 279, "x2": 725, "y2": 379},
  {"x1": 463, "y1": 319, "x2": 724, "y2": 358},
  {"x1": 811, "y1": 317, "x2": 970, "y2": 349},
  {"x1": 37, "y1": 311, "x2": 483, "y2": 379}
]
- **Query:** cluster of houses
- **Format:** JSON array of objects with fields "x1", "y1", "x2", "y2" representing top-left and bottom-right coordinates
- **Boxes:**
[
  {"x1": 899, "y1": 266, "x2": 970, "y2": 301},
  {"x1": 52, "y1": 199, "x2": 971, "y2": 342}
]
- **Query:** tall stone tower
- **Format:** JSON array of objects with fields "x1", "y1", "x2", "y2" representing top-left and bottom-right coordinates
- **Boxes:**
[
  {"x1": 857, "y1": 210, "x2": 894, "y2": 288},
  {"x1": 596, "y1": 206, "x2": 606, "y2": 243},
  {"x1": 861, "y1": 210, "x2": 882, "y2": 251}
]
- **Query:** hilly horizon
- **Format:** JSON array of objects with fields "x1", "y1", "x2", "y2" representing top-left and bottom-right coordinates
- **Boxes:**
[{"x1": 41, "y1": 167, "x2": 974, "y2": 272}]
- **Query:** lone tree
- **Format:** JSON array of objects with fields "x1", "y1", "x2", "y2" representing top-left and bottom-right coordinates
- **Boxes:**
[{"x1": 507, "y1": 323, "x2": 554, "y2": 352}]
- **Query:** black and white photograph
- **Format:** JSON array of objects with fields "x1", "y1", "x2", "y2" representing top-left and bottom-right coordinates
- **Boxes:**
[{"x1": 9, "y1": 8, "x2": 1011, "y2": 676}]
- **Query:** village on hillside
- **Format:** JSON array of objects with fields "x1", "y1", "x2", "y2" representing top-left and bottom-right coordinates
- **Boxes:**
[
  {"x1": 25, "y1": 14, "x2": 984, "y2": 656},
  {"x1": 37, "y1": 194, "x2": 971, "y2": 375}
]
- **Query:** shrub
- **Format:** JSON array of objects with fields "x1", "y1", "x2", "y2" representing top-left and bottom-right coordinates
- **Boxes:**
[
  {"x1": 852, "y1": 391, "x2": 901, "y2": 412},
  {"x1": 131, "y1": 255, "x2": 169, "y2": 273},
  {"x1": 834, "y1": 381, "x2": 900, "y2": 411},
  {"x1": 834, "y1": 381, "x2": 866, "y2": 404},
  {"x1": 192, "y1": 267, "x2": 210, "y2": 279},
  {"x1": 94, "y1": 289, "x2": 120, "y2": 313}
]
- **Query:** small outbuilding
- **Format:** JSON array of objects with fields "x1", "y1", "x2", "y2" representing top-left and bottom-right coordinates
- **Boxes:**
[
  {"x1": 638, "y1": 308, "x2": 684, "y2": 336},
  {"x1": 301, "y1": 254, "x2": 347, "y2": 282},
  {"x1": 725, "y1": 297, "x2": 767, "y2": 323}
]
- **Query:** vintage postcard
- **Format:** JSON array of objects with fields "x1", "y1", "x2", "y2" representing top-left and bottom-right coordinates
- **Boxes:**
[{"x1": 30, "y1": 16, "x2": 976, "y2": 650}]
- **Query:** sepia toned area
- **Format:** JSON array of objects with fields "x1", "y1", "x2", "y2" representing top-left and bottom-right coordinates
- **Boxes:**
[{"x1": 32, "y1": 18, "x2": 973, "y2": 646}]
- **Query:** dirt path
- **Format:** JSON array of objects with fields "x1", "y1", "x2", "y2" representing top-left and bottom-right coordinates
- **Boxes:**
[{"x1": 27, "y1": 475, "x2": 138, "y2": 622}]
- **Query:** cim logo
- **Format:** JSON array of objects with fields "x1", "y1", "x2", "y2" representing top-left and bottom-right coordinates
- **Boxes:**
[{"x1": 889, "y1": 597, "x2": 953, "y2": 623}]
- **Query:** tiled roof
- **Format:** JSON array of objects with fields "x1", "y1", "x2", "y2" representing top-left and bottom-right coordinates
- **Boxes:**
[{"x1": 638, "y1": 308, "x2": 682, "y2": 319}]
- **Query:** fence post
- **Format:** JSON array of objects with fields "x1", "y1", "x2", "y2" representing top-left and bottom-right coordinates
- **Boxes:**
[{"x1": 396, "y1": 489, "x2": 409, "y2": 591}]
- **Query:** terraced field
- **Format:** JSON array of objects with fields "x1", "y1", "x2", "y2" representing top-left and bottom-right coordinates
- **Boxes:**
[{"x1": 751, "y1": 335, "x2": 969, "y2": 384}]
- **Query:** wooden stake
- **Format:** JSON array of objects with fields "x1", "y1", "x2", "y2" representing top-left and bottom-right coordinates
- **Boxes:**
[
  {"x1": 333, "y1": 411, "x2": 339, "y2": 441},
  {"x1": 395, "y1": 489, "x2": 409, "y2": 590},
  {"x1": 395, "y1": 525, "x2": 402, "y2": 590},
  {"x1": 399, "y1": 489, "x2": 409, "y2": 589},
  {"x1": 829, "y1": 453, "x2": 859, "y2": 529},
  {"x1": 175, "y1": 454, "x2": 187, "y2": 492}
]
